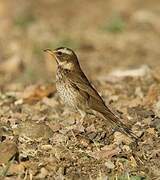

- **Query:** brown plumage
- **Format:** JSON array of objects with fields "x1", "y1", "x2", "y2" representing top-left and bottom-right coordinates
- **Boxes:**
[{"x1": 44, "y1": 47, "x2": 138, "y2": 140}]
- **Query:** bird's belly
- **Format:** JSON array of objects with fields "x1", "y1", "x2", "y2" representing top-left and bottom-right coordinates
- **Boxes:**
[{"x1": 56, "y1": 82, "x2": 78, "y2": 108}]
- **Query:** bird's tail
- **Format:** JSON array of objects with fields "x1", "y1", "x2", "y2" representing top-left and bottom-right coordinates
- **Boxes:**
[{"x1": 102, "y1": 107, "x2": 138, "y2": 140}]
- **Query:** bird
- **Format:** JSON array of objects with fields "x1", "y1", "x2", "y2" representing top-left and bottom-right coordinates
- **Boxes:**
[{"x1": 44, "y1": 47, "x2": 138, "y2": 140}]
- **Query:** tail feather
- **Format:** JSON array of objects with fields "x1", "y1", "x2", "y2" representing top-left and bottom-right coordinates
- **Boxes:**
[{"x1": 102, "y1": 108, "x2": 138, "y2": 140}]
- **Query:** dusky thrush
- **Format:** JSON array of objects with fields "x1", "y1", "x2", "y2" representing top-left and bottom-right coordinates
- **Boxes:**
[{"x1": 44, "y1": 47, "x2": 138, "y2": 140}]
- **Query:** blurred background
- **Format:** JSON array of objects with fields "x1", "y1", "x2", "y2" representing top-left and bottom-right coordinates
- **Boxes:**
[{"x1": 0, "y1": 0, "x2": 160, "y2": 86}]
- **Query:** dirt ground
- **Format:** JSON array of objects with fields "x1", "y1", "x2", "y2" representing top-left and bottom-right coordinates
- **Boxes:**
[{"x1": 0, "y1": 0, "x2": 160, "y2": 179}]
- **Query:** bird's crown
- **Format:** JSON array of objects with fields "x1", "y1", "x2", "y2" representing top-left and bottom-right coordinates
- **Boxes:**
[{"x1": 55, "y1": 47, "x2": 74, "y2": 56}]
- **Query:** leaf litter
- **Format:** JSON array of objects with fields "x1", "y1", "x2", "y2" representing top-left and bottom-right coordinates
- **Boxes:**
[{"x1": 0, "y1": 65, "x2": 159, "y2": 179}]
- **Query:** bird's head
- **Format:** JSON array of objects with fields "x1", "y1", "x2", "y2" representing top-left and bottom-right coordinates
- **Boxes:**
[{"x1": 44, "y1": 47, "x2": 80, "y2": 70}]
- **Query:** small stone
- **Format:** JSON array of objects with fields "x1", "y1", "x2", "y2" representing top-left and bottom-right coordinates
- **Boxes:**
[
  {"x1": 14, "y1": 99, "x2": 23, "y2": 105},
  {"x1": 105, "y1": 160, "x2": 115, "y2": 169},
  {"x1": 36, "y1": 167, "x2": 49, "y2": 179},
  {"x1": 14, "y1": 121, "x2": 53, "y2": 140},
  {"x1": 79, "y1": 138, "x2": 90, "y2": 147},
  {"x1": 146, "y1": 128, "x2": 155, "y2": 135},
  {"x1": 41, "y1": 145, "x2": 53, "y2": 151}
]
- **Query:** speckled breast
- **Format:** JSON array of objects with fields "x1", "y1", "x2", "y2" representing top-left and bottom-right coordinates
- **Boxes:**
[{"x1": 56, "y1": 68, "x2": 78, "y2": 108}]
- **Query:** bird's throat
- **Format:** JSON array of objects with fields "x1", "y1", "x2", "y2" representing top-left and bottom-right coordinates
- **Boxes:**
[{"x1": 58, "y1": 61, "x2": 74, "y2": 70}]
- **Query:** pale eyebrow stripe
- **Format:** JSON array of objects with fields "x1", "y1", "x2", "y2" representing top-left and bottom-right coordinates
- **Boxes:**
[{"x1": 57, "y1": 48, "x2": 72, "y2": 55}]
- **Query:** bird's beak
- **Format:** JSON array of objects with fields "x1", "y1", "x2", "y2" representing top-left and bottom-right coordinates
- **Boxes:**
[
  {"x1": 44, "y1": 49, "x2": 59, "y2": 64},
  {"x1": 43, "y1": 49, "x2": 56, "y2": 58}
]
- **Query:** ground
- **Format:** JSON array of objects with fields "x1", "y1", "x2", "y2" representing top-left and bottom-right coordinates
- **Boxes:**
[{"x1": 0, "y1": 0, "x2": 160, "y2": 179}]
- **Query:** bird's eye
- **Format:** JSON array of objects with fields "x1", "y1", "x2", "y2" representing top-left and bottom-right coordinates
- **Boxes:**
[{"x1": 57, "y1": 51, "x2": 62, "y2": 56}]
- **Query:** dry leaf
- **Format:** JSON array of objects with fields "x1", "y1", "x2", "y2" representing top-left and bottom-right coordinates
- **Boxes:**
[
  {"x1": 152, "y1": 68, "x2": 160, "y2": 82},
  {"x1": 144, "y1": 84, "x2": 159, "y2": 107},
  {"x1": 8, "y1": 163, "x2": 25, "y2": 175},
  {"x1": 46, "y1": 122, "x2": 61, "y2": 132},
  {"x1": 0, "y1": 141, "x2": 18, "y2": 164},
  {"x1": 42, "y1": 97, "x2": 58, "y2": 107},
  {"x1": 90, "y1": 144, "x2": 120, "y2": 160},
  {"x1": 22, "y1": 84, "x2": 56, "y2": 104},
  {"x1": 86, "y1": 124, "x2": 96, "y2": 133}
]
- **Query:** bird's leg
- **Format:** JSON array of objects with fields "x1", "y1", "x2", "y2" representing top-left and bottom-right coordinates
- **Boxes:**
[{"x1": 77, "y1": 109, "x2": 86, "y2": 124}]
